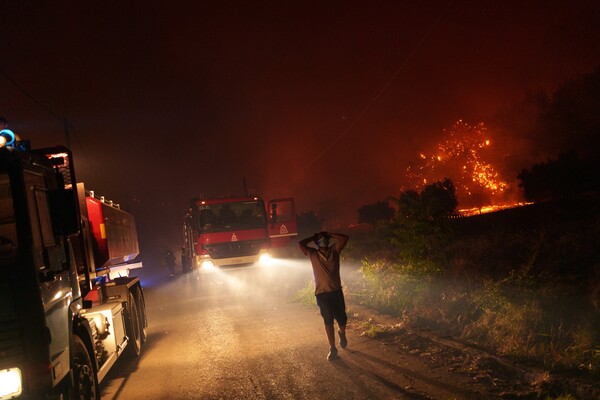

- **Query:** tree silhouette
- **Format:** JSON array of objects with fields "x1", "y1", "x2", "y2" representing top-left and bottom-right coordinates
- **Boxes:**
[
  {"x1": 518, "y1": 152, "x2": 599, "y2": 202},
  {"x1": 357, "y1": 200, "x2": 395, "y2": 227},
  {"x1": 420, "y1": 178, "x2": 458, "y2": 219},
  {"x1": 393, "y1": 178, "x2": 458, "y2": 221},
  {"x1": 537, "y1": 66, "x2": 600, "y2": 160}
]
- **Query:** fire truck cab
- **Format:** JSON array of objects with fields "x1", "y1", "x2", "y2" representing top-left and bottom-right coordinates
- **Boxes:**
[
  {"x1": 182, "y1": 196, "x2": 297, "y2": 270},
  {"x1": 0, "y1": 133, "x2": 147, "y2": 399}
]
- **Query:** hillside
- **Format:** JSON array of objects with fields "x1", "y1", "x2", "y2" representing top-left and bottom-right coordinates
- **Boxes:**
[{"x1": 343, "y1": 193, "x2": 600, "y2": 396}]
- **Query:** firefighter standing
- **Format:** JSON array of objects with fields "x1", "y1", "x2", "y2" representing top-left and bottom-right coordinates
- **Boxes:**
[
  {"x1": 162, "y1": 248, "x2": 176, "y2": 276},
  {"x1": 298, "y1": 231, "x2": 349, "y2": 361},
  {"x1": 180, "y1": 246, "x2": 189, "y2": 274}
]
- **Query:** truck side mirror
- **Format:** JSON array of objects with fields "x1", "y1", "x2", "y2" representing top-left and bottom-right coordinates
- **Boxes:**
[{"x1": 49, "y1": 189, "x2": 79, "y2": 236}]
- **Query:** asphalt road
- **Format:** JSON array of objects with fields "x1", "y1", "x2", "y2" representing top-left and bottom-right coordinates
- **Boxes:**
[{"x1": 98, "y1": 257, "x2": 504, "y2": 400}]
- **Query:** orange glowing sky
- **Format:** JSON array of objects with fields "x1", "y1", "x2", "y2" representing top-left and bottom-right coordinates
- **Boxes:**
[{"x1": 1, "y1": 1, "x2": 600, "y2": 245}]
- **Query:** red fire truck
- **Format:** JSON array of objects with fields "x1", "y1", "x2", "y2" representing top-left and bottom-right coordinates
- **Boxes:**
[
  {"x1": 182, "y1": 195, "x2": 297, "y2": 270},
  {"x1": 0, "y1": 132, "x2": 147, "y2": 399}
]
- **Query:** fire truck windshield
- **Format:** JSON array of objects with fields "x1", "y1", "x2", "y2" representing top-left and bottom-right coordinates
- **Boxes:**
[
  {"x1": 195, "y1": 200, "x2": 267, "y2": 233},
  {"x1": 0, "y1": 173, "x2": 18, "y2": 261}
]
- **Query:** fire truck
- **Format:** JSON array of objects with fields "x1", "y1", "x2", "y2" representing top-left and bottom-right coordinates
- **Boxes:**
[
  {"x1": 182, "y1": 195, "x2": 297, "y2": 270},
  {"x1": 0, "y1": 131, "x2": 147, "y2": 399}
]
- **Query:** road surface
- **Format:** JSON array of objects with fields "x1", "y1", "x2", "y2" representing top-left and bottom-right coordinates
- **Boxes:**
[{"x1": 99, "y1": 257, "x2": 528, "y2": 400}]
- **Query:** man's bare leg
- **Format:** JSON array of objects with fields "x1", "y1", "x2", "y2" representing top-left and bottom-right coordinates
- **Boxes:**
[
  {"x1": 325, "y1": 324, "x2": 338, "y2": 360},
  {"x1": 338, "y1": 323, "x2": 347, "y2": 348}
]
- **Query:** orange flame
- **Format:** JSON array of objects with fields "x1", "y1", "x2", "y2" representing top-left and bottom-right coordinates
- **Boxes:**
[
  {"x1": 407, "y1": 120, "x2": 509, "y2": 205},
  {"x1": 457, "y1": 202, "x2": 533, "y2": 217}
]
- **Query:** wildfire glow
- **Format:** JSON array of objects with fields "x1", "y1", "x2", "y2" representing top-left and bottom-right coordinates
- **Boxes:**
[
  {"x1": 408, "y1": 120, "x2": 509, "y2": 205},
  {"x1": 457, "y1": 202, "x2": 533, "y2": 217}
]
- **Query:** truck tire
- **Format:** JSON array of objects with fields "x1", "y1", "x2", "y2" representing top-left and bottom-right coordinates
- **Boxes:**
[
  {"x1": 135, "y1": 287, "x2": 148, "y2": 344},
  {"x1": 125, "y1": 292, "x2": 142, "y2": 358},
  {"x1": 70, "y1": 334, "x2": 98, "y2": 400}
]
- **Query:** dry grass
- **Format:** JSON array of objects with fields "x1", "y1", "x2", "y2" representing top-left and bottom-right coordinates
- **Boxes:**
[{"x1": 346, "y1": 212, "x2": 600, "y2": 379}]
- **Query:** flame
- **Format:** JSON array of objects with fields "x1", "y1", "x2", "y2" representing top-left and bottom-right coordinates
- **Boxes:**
[
  {"x1": 457, "y1": 202, "x2": 533, "y2": 217},
  {"x1": 408, "y1": 120, "x2": 509, "y2": 206}
]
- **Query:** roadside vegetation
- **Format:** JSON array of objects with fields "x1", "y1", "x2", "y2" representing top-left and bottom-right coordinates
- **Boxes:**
[{"x1": 343, "y1": 182, "x2": 600, "y2": 382}]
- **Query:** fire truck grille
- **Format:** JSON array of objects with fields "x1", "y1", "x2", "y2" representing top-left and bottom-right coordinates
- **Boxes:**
[{"x1": 205, "y1": 239, "x2": 266, "y2": 259}]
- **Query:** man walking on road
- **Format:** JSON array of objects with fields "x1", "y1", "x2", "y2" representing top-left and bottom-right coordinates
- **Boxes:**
[{"x1": 298, "y1": 231, "x2": 349, "y2": 361}]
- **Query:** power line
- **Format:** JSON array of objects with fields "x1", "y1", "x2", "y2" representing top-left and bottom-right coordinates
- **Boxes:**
[
  {"x1": 0, "y1": 66, "x2": 82, "y2": 151},
  {"x1": 0, "y1": 66, "x2": 64, "y2": 122},
  {"x1": 0, "y1": 66, "x2": 104, "y2": 186},
  {"x1": 303, "y1": 0, "x2": 455, "y2": 169}
]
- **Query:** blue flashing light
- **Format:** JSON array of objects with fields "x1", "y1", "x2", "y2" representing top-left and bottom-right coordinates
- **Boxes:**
[{"x1": 0, "y1": 129, "x2": 16, "y2": 146}]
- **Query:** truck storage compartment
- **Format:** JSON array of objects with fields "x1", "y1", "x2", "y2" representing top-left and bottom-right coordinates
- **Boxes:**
[
  {"x1": 81, "y1": 302, "x2": 128, "y2": 383},
  {"x1": 82, "y1": 302, "x2": 127, "y2": 356},
  {"x1": 86, "y1": 196, "x2": 140, "y2": 270}
]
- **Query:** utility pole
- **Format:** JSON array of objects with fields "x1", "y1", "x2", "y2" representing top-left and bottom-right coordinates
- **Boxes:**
[{"x1": 63, "y1": 118, "x2": 71, "y2": 149}]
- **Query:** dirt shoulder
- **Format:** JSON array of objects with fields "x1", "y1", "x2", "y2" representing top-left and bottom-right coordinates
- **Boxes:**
[{"x1": 347, "y1": 302, "x2": 600, "y2": 400}]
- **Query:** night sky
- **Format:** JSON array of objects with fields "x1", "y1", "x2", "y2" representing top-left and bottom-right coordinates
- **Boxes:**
[{"x1": 2, "y1": 1, "x2": 599, "y2": 249}]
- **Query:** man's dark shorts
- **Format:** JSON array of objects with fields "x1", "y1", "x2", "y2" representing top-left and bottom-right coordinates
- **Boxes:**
[{"x1": 316, "y1": 289, "x2": 347, "y2": 326}]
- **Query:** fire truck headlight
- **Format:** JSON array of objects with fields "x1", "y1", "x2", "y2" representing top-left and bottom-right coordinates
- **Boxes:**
[
  {"x1": 201, "y1": 260, "x2": 216, "y2": 270},
  {"x1": 258, "y1": 252, "x2": 272, "y2": 265},
  {"x1": 0, "y1": 368, "x2": 22, "y2": 398}
]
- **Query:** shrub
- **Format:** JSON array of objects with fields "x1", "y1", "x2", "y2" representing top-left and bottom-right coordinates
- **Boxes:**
[{"x1": 346, "y1": 194, "x2": 600, "y2": 378}]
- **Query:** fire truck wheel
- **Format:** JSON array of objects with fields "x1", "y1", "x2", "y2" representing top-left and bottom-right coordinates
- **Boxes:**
[
  {"x1": 136, "y1": 287, "x2": 148, "y2": 344},
  {"x1": 125, "y1": 292, "x2": 142, "y2": 358},
  {"x1": 69, "y1": 334, "x2": 98, "y2": 400}
]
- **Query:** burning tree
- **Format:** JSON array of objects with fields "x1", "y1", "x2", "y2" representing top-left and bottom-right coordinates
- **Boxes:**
[{"x1": 407, "y1": 120, "x2": 509, "y2": 207}]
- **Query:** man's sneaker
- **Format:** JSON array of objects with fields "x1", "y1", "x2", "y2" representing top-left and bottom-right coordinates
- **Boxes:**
[
  {"x1": 327, "y1": 347, "x2": 338, "y2": 361},
  {"x1": 339, "y1": 330, "x2": 347, "y2": 349}
]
